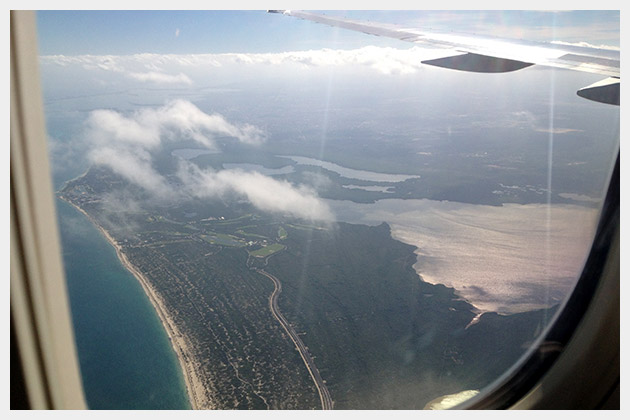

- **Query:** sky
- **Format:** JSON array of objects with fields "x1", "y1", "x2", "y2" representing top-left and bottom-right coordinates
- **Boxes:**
[{"x1": 35, "y1": 8, "x2": 621, "y2": 55}]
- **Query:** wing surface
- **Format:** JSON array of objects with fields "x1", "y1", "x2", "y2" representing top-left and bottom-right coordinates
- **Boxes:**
[{"x1": 269, "y1": 10, "x2": 619, "y2": 105}]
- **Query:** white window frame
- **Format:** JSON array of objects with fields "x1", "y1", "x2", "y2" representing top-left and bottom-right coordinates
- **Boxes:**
[
  {"x1": 9, "y1": 9, "x2": 618, "y2": 410},
  {"x1": 10, "y1": 10, "x2": 86, "y2": 409}
]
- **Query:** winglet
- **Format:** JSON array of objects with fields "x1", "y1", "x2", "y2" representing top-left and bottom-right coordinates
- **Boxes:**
[{"x1": 577, "y1": 77, "x2": 620, "y2": 106}]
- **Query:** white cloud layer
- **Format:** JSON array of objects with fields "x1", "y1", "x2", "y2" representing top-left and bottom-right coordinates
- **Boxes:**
[
  {"x1": 41, "y1": 35, "x2": 618, "y2": 83},
  {"x1": 86, "y1": 99, "x2": 265, "y2": 149},
  {"x1": 42, "y1": 54, "x2": 195, "y2": 85},
  {"x1": 41, "y1": 46, "x2": 445, "y2": 78},
  {"x1": 127, "y1": 71, "x2": 193, "y2": 84},
  {"x1": 177, "y1": 162, "x2": 334, "y2": 221},
  {"x1": 85, "y1": 100, "x2": 331, "y2": 221},
  {"x1": 550, "y1": 40, "x2": 620, "y2": 51}
]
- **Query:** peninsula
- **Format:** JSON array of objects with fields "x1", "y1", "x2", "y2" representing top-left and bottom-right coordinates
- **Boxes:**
[{"x1": 60, "y1": 165, "x2": 551, "y2": 409}]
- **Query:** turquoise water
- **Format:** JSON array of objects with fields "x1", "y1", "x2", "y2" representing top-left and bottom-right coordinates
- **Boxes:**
[{"x1": 57, "y1": 198, "x2": 190, "y2": 409}]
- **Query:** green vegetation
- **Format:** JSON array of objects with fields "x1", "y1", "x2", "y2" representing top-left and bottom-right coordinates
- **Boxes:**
[
  {"x1": 205, "y1": 139, "x2": 591, "y2": 206},
  {"x1": 277, "y1": 226, "x2": 288, "y2": 240},
  {"x1": 268, "y1": 222, "x2": 549, "y2": 408},
  {"x1": 200, "y1": 233, "x2": 246, "y2": 247},
  {"x1": 287, "y1": 222, "x2": 328, "y2": 231},
  {"x1": 60, "y1": 165, "x2": 551, "y2": 409},
  {"x1": 249, "y1": 243, "x2": 285, "y2": 258},
  {"x1": 236, "y1": 229, "x2": 268, "y2": 239}
]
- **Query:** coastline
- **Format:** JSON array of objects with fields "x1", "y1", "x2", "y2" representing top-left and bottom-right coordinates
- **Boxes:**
[{"x1": 59, "y1": 195, "x2": 211, "y2": 410}]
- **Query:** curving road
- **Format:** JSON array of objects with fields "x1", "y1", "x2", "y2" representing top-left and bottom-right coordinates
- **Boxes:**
[{"x1": 256, "y1": 269, "x2": 333, "y2": 410}]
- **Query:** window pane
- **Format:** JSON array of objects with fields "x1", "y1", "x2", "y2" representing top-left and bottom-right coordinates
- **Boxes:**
[{"x1": 38, "y1": 10, "x2": 619, "y2": 409}]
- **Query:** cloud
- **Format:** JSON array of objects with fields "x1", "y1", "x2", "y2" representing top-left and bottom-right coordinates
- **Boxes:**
[
  {"x1": 40, "y1": 54, "x2": 194, "y2": 85},
  {"x1": 127, "y1": 71, "x2": 193, "y2": 85},
  {"x1": 89, "y1": 146, "x2": 172, "y2": 196},
  {"x1": 219, "y1": 46, "x2": 439, "y2": 75},
  {"x1": 78, "y1": 55, "x2": 126, "y2": 72},
  {"x1": 176, "y1": 162, "x2": 333, "y2": 221},
  {"x1": 84, "y1": 100, "x2": 331, "y2": 221},
  {"x1": 551, "y1": 40, "x2": 620, "y2": 51},
  {"x1": 87, "y1": 109, "x2": 162, "y2": 149},
  {"x1": 86, "y1": 100, "x2": 265, "y2": 150},
  {"x1": 85, "y1": 100, "x2": 266, "y2": 196},
  {"x1": 40, "y1": 46, "x2": 442, "y2": 78}
]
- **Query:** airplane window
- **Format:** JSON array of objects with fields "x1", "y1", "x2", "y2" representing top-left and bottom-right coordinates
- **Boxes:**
[{"x1": 34, "y1": 10, "x2": 619, "y2": 410}]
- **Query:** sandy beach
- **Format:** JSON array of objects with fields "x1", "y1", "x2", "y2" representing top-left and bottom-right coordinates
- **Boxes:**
[{"x1": 59, "y1": 196, "x2": 212, "y2": 409}]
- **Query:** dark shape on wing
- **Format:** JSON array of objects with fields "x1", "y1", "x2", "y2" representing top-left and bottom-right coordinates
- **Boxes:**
[
  {"x1": 577, "y1": 77, "x2": 620, "y2": 106},
  {"x1": 421, "y1": 53, "x2": 534, "y2": 73}
]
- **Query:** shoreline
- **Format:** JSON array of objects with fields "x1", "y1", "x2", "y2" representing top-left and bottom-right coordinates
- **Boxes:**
[{"x1": 59, "y1": 195, "x2": 211, "y2": 410}]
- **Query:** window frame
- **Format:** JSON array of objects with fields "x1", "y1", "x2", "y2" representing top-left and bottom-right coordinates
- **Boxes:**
[
  {"x1": 10, "y1": 10, "x2": 86, "y2": 410},
  {"x1": 10, "y1": 9, "x2": 619, "y2": 410}
]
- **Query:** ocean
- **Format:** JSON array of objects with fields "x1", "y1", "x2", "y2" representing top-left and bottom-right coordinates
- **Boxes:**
[{"x1": 56, "y1": 198, "x2": 190, "y2": 410}]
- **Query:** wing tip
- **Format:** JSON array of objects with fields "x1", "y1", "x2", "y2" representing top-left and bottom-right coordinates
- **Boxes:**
[{"x1": 577, "y1": 77, "x2": 620, "y2": 106}]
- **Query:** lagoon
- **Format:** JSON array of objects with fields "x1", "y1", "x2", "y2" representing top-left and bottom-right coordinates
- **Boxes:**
[
  {"x1": 326, "y1": 198, "x2": 599, "y2": 315},
  {"x1": 279, "y1": 155, "x2": 420, "y2": 183}
]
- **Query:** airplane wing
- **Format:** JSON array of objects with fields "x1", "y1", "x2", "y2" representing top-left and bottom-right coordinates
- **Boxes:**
[{"x1": 269, "y1": 10, "x2": 619, "y2": 105}]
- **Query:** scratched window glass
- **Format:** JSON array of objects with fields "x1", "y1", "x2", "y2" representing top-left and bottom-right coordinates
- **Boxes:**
[{"x1": 38, "y1": 10, "x2": 619, "y2": 409}]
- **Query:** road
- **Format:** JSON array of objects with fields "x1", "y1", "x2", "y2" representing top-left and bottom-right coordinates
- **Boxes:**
[{"x1": 256, "y1": 269, "x2": 334, "y2": 410}]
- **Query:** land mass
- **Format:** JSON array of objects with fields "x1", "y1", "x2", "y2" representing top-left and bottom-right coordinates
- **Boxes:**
[{"x1": 60, "y1": 165, "x2": 555, "y2": 409}]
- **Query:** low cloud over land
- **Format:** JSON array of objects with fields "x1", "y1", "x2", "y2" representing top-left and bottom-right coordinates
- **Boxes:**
[{"x1": 85, "y1": 100, "x2": 332, "y2": 221}]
